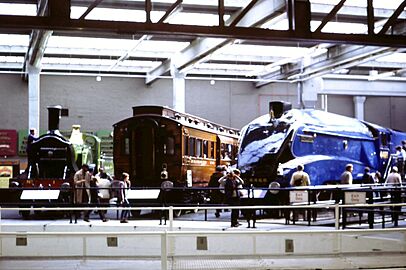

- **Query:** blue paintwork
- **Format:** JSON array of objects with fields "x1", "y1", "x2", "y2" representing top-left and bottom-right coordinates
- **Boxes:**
[{"x1": 238, "y1": 109, "x2": 406, "y2": 186}]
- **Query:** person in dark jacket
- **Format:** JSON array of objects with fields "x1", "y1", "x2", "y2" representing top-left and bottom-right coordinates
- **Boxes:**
[
  {"x1": 361, "y1": 167, "x2": 374, "y2": 185},
  {"x1": 208, "y1": 165, "x2": 226, "y2": 218},
  {"x1": 85, "y1": 176, "x2": 108, "y2": 222},
  {"x1": 114, "y1": 172, "x2": 131, "y2": 223},
  {"x1": 25, "y1": 128, "x2": 37, "y2": 175},
  {"x1": 224, "y1": 170, "x2": 244, "y2": 227}
]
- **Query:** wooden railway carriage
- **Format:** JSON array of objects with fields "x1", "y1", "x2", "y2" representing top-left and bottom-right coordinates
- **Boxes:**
[{"x1": 113, "y1": 106, "x2": 239, "y2": 191}]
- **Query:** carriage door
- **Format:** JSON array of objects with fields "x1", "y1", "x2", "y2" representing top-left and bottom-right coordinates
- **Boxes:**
[{"x1": 131, "y1": 119, "x2": 159, "y2": 186}]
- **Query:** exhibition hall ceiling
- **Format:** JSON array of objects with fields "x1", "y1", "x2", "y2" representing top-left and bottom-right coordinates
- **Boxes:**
[{"x1": 0, "y1": 0, "x2": 405, "y2": 87}]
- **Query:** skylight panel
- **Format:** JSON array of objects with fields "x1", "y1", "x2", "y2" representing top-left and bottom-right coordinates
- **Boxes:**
[
  {"x1": 121, "y1": 60, "x2": 161, "y2": 68},
  {"x1": 196, "y1": 62, "x2": 264, "y2": 72},
  {"x1": 167, "y1": 13, "x2": 230, "y2": 26},
  {"x1": 0, "y1": 3, "x2": 36, "y2": 16},
  {"x1": 82, "y1": 0, "x2": 248, "y2": 8},
  {"x1": 219, "y1": 44, "x2": 310, "y2": 58},
  {"x1": 182, "y1": 0, "x2": 249, "y2": 7},
  {"x1": 41, "y1": 57, "x2": 160, "y2": 68},
  {"x1": 0, "y1": 34, "x2": 29, "y2": 46},
  {"x1": 311, "y1": 21, "x2": 368, "y2": 34},
  {"x1": 42, "y1": 57, "x2": 117, "y2": 66},
  {"x1": 46, "y1": 36, "x2": 190, "y2": 58},
  {"x1": 310, "y1": 0, "x2": 404, "y2": 9},
  {"x1": 71, "y1": 7, "x2": 164, "y2": 22},
  {"x1": 264, "y1": 18, "x2": 289, "y2": 31},
  {"x1": 376, "y1": 53, "x2": 406, "y2": 63},
  {"x1": 136, "y1": 40, "x2": 190, "y2": 52},
  {"x1": 71, "y1": 7, "x2": 145, "y2": 21},
  {"x1": 0, "y1": 56, "x2": 24, "y2": 63},
  {"x1": 47, "y1": 36, "x2": 137, "y2": 51},
  {"x1": 72, "y1": 6, "x2": 230, "y2": 25}
]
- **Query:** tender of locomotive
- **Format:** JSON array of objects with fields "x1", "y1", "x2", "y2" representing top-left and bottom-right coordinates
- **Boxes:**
[
  {"x1": 238, "y1": 101, "x2": 406, "y2": 188},
  {"x1": 113, "y1": 106, "x2": 239, "y2": 191}
]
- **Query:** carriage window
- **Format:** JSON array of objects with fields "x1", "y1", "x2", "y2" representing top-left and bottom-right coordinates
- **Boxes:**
[
  {"x1": 183, "y1": 136, "x2": 189, "y2": 156},
  {"x1": 196, "y1": 139, "x2": 202, "y2": 157},
  {"x1": 210, "y1": 141, "x2": 215, "y2": 158},
  {"x1": 124, "y1": 137, "x2": 130, "y2": 155},
  {"x1": 188, "y1": 137, "x2": 196, "y2": 156},
  {"x1": 220, "y1": 143, "x2": 232, "y2": 160},
  {"x1": 224, "y1": 144, "x2": 232, "y2": 160},
  {"x1": 220, "y1": 143, "x2": 225, "y2": 159},
  {"x1": 203, "y1": 140, "x2": 208, "y2": 158},
  {"x1": 230, "y1": 145, "x2": 236, "y2": 159},
  {"x1": 165, "y1": 137, "x2": 175, "y2": 155},
  {"x1": 227, "y1": 144, "x2": 232, "y2": 153}
]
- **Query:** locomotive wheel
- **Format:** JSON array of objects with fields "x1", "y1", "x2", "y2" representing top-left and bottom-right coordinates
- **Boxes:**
[{"x1": 131, "y1": 210, "x2": 141, "y2": 217}]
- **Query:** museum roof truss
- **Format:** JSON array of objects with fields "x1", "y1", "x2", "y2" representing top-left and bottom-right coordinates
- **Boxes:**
[{"x1": 0, "y1": 0, "x2": 405, "y2": 87}]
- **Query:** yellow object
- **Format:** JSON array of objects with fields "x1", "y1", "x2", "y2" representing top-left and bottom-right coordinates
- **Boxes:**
[{"x1": 69, "y1": 125, "x2": 84, "y2": 145}]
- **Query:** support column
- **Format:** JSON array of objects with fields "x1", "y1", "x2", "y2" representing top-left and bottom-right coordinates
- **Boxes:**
[
  {"x1": 170, "y1": 62, "x2": 185, "y2": 113},
  {"x1": 353, "y1": 96, "x2": 366, "y2": 120},
  {"x1": 28, "y1": 65, "x2": 40, "y2": 132},
  {"x1": 301, "y1": 77, "x2": 323, "y2": 109}
]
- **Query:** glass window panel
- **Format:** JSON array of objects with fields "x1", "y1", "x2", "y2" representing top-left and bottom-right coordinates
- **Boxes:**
[
  {"x1": 166, "y1": 137, "x2": 175, "y2": 155},
  {"x1": 183, "y1": 136, "x2": 189, "y2": 156},
  {"x1": 196, "y1": 139, "x2": 202, "y2": 157},
  {"x1": 203, "y1": 140, "x2": 208, "y2": 158},
  {"x1": 124, "y1": 137, "x2": 130, "y2": 155},
  {"x1": 189, "y1": 137, "x2": 196, "y2": 156}
]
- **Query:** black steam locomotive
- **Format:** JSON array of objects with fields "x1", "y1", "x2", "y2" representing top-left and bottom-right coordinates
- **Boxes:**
[{"x1": 9, "y1": 106, "x2": 101, "y2": 218}]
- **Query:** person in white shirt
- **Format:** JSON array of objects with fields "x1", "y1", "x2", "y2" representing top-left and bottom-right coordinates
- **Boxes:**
[
  {"x1": 340, "y1": 164, "x2": 353, "y2": 185},
  {"x1": 290, "y1": 164, "x2": 311, "y2": 187},
  {"x1": 385, "y1": 166, "x2": 402, "y2": 186}
]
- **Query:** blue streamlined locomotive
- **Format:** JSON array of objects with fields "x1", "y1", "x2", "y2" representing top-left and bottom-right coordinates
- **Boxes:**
[{"x1": 238, "y1": 101, "x2": 406, "y2": 187}]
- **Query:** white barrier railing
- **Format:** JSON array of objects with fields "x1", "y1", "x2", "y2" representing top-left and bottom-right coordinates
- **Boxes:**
[
  {"x1": 0, "y1": 202, "x2": 405, "y2": 230},
  {"x1": 0, "y1": 227, "x2": 405, "y2": 270},
  {"x1": 0, "y1": 204, "x2": 405, "y2": 270}
]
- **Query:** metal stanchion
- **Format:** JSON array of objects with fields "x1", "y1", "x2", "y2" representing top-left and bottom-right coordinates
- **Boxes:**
[
  {"x1": 169, "y1": 206, "x2": 173, "y2": 231},
  {"x1": 335, "y1": 204, "x2": 340, "y2": 230},
  {"x1": 161, "y1": 230, "x2": 168, "y2": 270}
]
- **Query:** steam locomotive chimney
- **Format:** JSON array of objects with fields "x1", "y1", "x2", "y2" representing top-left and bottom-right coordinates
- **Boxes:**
[
  {"x1": 269, "y1": 101, "x2": 292, "y2": 120},
  {"x1": 47, "y1": 105, "x2": 62, "y2": 132}
]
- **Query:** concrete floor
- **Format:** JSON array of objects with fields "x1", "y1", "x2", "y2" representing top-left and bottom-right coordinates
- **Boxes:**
[{"x1": 1, "y1": 254, "x2": 406, "y2": 270}]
